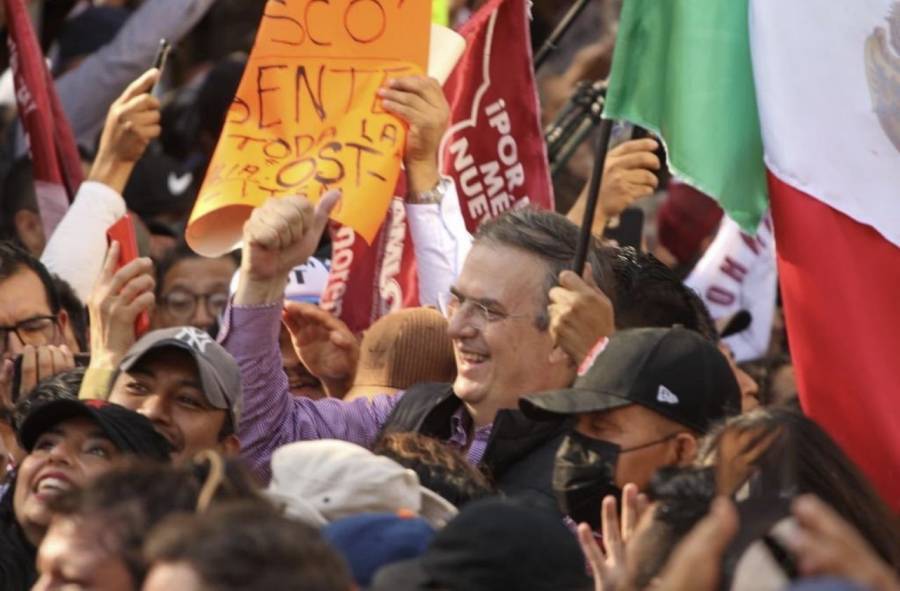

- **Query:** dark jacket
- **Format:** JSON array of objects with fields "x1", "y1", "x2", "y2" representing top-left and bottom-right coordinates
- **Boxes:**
[
  {"x1": 380, "y1": 383, "x2": 571, "y2": 510},
  {"x1": 0, "y1": 475, "x2": 37, "y2": 591}
]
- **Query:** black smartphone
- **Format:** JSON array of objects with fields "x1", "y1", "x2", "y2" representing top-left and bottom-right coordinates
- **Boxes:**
[
  {"x1": 151, "y1": 38, "x2": 171, "y2": 98},
  {"x1": 603, "y1": 207, "x2": 645, "y2": 250}
]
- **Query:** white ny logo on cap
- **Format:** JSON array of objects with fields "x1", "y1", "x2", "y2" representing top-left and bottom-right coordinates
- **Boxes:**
[
  {"x1": 175, "y1": 327, "x2": 214, "y2": 354},
  {"x1": 657, "y1": 385, "x2": 680, "y2": 405}
]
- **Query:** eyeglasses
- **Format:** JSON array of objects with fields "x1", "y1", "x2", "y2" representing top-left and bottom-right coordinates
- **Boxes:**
[
  {"x1": 440, "y1": 289, "x2": 531, "y2": 325},
  {"x1": 160, "y1": 289, "x2": 230, "y2": 321},
  {"x1": 0, "y1": 315, "x2": 59, "y2": 355}
]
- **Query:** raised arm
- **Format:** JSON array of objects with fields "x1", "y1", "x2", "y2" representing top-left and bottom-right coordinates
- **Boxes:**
[
  {"x1": 221, "y1": 193, "x2": 398, "y2": 481},
  {"x1": 14, "y1": 0, "x2": 216, "y2": 155},
  {"x1": 381, "y1": 76, "x2": 473, "y2": 306},
  {"x1": 41, "y1": 69, "x2": 161, "y2": 301}
]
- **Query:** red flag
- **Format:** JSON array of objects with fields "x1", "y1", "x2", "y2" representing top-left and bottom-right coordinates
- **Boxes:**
[
  {"x1": 320, "y1": 199, "x2": 420, "y2": 334},
  {"x1": 5, "y1": 0, "x2": 84, "y2": 236},
  {"x1": 770, "y1": 174, "x2": 900, "y2": 510},
  {"x1": 440, "y1": 0, "x2": 554, "y2": 231}
]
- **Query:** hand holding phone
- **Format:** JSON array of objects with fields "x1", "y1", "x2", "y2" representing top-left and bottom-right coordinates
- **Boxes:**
[{"x1": 106, "y1": 215, "x2": 151, "y2": 338}]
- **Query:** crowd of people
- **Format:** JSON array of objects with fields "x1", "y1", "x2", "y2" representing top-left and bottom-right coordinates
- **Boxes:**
[{"x1": 0, "y1": 1, "x2": 898, "y2": 590}]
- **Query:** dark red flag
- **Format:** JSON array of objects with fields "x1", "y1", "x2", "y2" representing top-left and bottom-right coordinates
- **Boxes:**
[
  {"x1": 5, "y1": 0, "x2": 84, "y2": 235},
  {"x1": 440, "y1": 0, "x2": 554, "y2": 231}
]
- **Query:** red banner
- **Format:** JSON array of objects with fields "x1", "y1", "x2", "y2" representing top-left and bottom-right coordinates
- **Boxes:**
[
  {"x1": 320, "y1": 180, "x2": 420, "y2": 334},
  {"x1": 440, "y1": 0, "x2": 554, "y2": 231},
  {"x1": 4, "y1": 0, "x2": 83, "y2": 235}
]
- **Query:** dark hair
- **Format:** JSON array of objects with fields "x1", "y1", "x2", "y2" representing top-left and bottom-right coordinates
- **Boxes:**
[
  {"x1": 630, "y1": 467, "x2": 716, "y2": 589},
  {"x1": 144, "y1": 502, "x2": 353, "y2": 591},
  {"x1": 701, "y1": 406, "x2": 900, "y2": 569},
  {"x1": 0, "y1": 241, "x2": 60, "y2": 313},
  {"x1": 13, "y1": 367, "x2": 83, "y2": 430},
  {"x1": 50, "y1": 455, "x2": 268, "y2": 587},
  {"x1": 154, "y1": 239, "x2": 238, "y2": 297},
  {"x1": 1, "y1": 159, "x2": 37, "y2": 244},
  {"x1": 473, "y1": 208, "x2": 616, "y2": 330},
  {"x1": 610, "y1": 247, "x2": 717, "y2": 340},
  {"x1": 51, "y1": 275, "x2": 87, "y2": 351},
  {"x1": 374, "y1": 433, "x2": 496, "y2": 508}
]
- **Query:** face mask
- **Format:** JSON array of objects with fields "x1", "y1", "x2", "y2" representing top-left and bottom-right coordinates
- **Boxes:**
[
  {"x1": 553, "y1": 430, "x2": 680, "y2": 530},
  {"x1": 552, "y1": 431, "x2": 622, "y2": 531}
]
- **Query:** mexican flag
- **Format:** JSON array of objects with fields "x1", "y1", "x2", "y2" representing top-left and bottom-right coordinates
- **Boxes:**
[{"x1": 606, "y1": 0, "x2": 900, "y2": 508}]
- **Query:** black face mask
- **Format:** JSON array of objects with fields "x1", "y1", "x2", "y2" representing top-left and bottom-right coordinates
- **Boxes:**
[
  {"x1": 552, "y1": 431, "x2": 622, "y2": 531},
  {"x1": 553, "y1": 430, "x2": 681, "y2": 530}
]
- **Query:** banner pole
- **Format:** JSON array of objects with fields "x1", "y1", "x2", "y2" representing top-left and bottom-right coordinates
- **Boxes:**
[
  {"x1": 573, "y1": 116, "x2": 613, "y2": 276},
  {"x1": 534, "y1": 0, "x2": 592, "y2": 70}
]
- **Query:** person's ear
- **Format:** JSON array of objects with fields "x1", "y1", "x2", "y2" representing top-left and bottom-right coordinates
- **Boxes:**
[
  {"x1": 14, "y1": 210, "x2": 46, "y2": 256},
  {"x1": 56, "y1": 308, "x2": 70, "y2": 338},
  {"x1": 548, "y1": 345, "x2": 573, "y2": 367},
  {"x1": 672, "y1": 433, "x2": 699, "y2": 465},
  {"x1": 220, "y1": 433, "x2": 241, "y2": 456}
]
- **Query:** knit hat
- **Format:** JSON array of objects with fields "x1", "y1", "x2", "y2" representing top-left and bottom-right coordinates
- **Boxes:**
[
  {"x1": 324, "y1": 513, "x2": 435, "y2": 587},
  {"x1": 345, "y1": 308, "x2": 455, "y2": 400}
]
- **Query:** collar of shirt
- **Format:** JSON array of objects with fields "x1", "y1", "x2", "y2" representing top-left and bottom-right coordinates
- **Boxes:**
[{"x1": 448, "y1": 406, "x2": 492, "y2": 464}]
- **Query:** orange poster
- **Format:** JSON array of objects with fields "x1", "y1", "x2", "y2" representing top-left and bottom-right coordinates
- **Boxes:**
[{"x1": 186, "y1": 0, "x2": 431, "y2": 256}]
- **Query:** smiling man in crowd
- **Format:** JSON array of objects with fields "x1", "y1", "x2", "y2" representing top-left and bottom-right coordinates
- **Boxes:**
[{"x1": 81, "y1": 326, "x2": 241, "y2": 463}]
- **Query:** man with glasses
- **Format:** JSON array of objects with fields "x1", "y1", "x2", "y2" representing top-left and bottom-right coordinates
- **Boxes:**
[
  {"x1": 0, "y1": 242, "x2": 76, "y2": 398},
  {"x1": 0, "y1": 241, "x2": 78, "y2": 476},
  {"x1": 224, "y1": 188, "x2": 614, "y2": 506},
  {"x1": 152, "y1": 242, "x2": 238, "y2": 337}
]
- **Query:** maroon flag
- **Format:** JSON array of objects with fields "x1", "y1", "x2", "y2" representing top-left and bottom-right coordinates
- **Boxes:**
[
  {"x1": 440, "y1": 0, "x2": 554, "y2": 231},
  {"x1": 320, "y1": 194, "x2": 420, "y2": 334},
  {"x1": 5, "y1": 0, "x2": 84, "y2": 236}
]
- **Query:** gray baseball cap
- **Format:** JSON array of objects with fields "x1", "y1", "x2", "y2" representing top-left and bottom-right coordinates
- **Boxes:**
[{"x1": 119, "y1": 327, "x2": 242, "y2": 428}]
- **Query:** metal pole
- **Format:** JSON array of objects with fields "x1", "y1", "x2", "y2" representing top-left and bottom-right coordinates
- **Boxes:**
[
  {"x1": 573, "y1": 117, "x2": 614, "y2": 276},
  {"x1": 534, "y1": 0, "x2": 592, "y2": 70}
]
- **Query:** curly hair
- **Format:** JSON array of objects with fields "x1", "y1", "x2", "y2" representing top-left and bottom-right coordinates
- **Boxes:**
[{"x1": 374, "y1": 433, "x2": 496, "y2": 508}]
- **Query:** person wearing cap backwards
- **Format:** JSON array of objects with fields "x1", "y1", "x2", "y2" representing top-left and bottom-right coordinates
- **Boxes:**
[
  {"x1": 519, "y1": 326, "x2": 741, "y2": 531},
  {"x1": 0, "y1": 397, "x2": 170, "y2": 590}
]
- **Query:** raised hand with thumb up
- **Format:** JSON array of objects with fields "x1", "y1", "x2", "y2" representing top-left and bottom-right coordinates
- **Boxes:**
[{"x1": 235, "y1": 191, "x2": 342, "y2": 306}]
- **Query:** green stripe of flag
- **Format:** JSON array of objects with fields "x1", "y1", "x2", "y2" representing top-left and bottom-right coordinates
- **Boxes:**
[{"x1": 603, "y1": 0, "x2": 768, "y2": 232}]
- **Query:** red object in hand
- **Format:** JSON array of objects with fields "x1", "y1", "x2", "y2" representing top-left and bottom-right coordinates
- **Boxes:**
[{"x1": 106, "y1": 214, "x2": 150, "y2": 338}]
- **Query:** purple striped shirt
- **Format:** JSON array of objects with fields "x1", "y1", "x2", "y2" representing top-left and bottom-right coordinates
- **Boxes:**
[{"x1": 219, "y1": 302, "x2": 491, "y2": 482}]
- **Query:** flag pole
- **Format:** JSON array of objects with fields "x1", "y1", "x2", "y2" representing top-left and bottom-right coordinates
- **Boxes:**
[
  {"x1": 573, "y1": 117, "x2": 613, "y2": 276},
  {"x1": 534, "y1": 0, "x2": 592, "y2": 69}
]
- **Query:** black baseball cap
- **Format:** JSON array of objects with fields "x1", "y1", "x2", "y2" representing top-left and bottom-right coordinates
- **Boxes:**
[
  {"x1": 520, "y1": 327, "x2": 741, "y2": 434},
  {"x1": 370, "y1": 498, "x2": 592, "y2": 591},
  {"x1": 18, "y1": 399, "x2": 172, "y2": 461}
]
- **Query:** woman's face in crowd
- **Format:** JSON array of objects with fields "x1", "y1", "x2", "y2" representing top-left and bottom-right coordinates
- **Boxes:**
[
  {"x1": 13, "y1": 417, "x2": 120, "y2": 545},
  {"x1": 446, "y1": 242, "x2": 574, "y2": 420},
  {"x1": 33, "y1": 516, "x2": 136, "y2": 591}
]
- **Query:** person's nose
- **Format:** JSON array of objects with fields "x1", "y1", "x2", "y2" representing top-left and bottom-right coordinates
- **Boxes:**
[
  {"x1": 191, "y1": 300, "x2": 215, "y2": 330},
  {"x1": 47, "y1": 440, "x2": 75, "y2": 467},
  {"x1": 139, "y1": 394, "x2": 172, "y2": 427},
  {"x1": 446, "y1": 306, "x2": 478, "y2": 341},
  {"x1": 5, "y1": 332, "x2": 25, "y2": 358}
]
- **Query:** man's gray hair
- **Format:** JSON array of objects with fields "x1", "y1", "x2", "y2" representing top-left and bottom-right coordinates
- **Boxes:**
[{"x1": 474, "y1": 208, "x2": 616, "y2": 330}]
